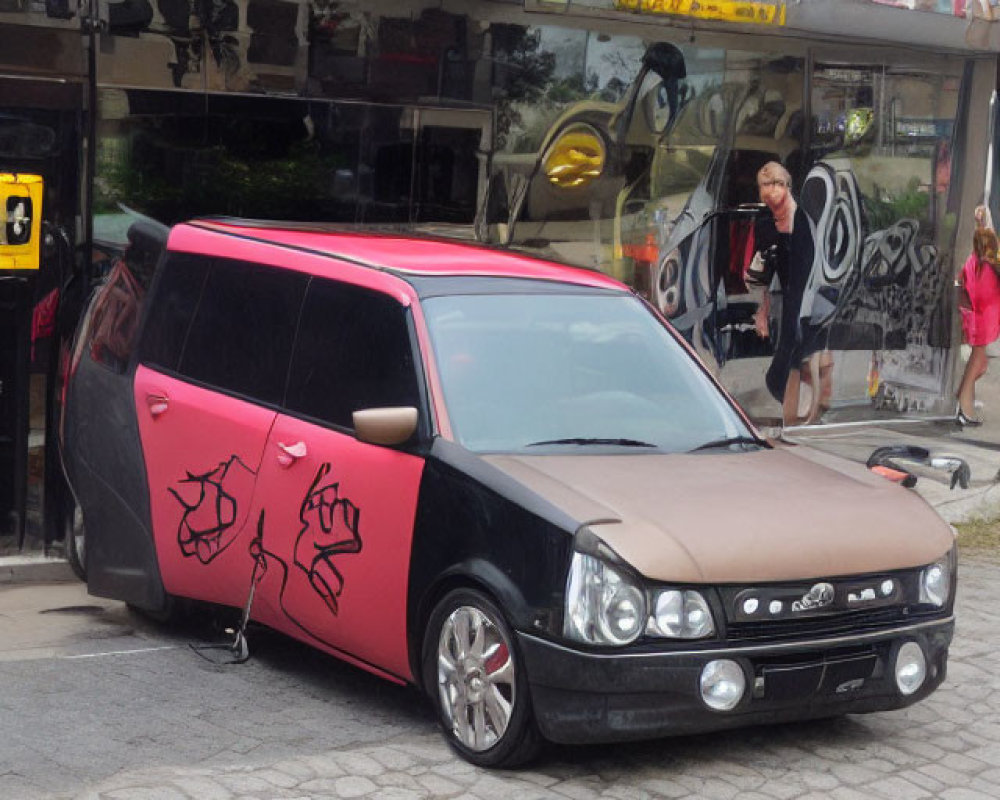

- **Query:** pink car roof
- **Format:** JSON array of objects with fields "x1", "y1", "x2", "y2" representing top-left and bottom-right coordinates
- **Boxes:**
[{"x1": 173, "y1": 219, "x2": 626, "y2": 290}]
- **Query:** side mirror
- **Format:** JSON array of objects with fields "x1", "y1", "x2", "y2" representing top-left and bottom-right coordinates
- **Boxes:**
[
  {"x1": 353, "y1": 406, "x2": 419, "y2": 447},
  {"x1": 643, "y1": 42, "x2": 687, "y2": 84},
  {"x1": 0, "y1": 173, "x2": 43, "y2": 270},
  {"x1": 614, "y1": 42, "x2": 687, "y2": 147},
  {"x1": 542, "y1": 124, "x2": 606, "y2": 189}
]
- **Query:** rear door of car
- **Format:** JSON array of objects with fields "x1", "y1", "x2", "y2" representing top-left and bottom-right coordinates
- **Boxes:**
[
  {"x1": 245, "y1": 274, "x2": 427, "y2": 681},
  {"x1": 133, "y1": 253, "x2": 307, "y2": 608},
  {"x1": 61, "y1": 223, "x2": 165, "y2": 606}
]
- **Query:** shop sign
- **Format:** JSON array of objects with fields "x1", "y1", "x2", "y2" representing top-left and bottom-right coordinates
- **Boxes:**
[{"x1": 611, "y1": 0, "x2": 786, "y2": 25}]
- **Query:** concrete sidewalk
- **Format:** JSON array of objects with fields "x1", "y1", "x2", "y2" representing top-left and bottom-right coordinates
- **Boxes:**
[
  {"x1": 784, "y1": 346, "x2": 1000, "y2": 524},
  {"x1": 786, "y1": 419, "x2": 1000, "y2": 523},
  {"x1": 0, "y1": 552, "x2": 75, "y2": 585}
]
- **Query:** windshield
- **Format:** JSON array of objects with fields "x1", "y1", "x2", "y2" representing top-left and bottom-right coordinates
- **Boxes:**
[{"x1": 423, "y1": 291, "x2": 754, "y2": 453}]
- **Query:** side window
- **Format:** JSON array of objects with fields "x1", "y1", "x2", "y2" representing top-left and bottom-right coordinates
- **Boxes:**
[
  {"x1": 285, "y1": 278, "x2": 419, "y2": 429},
  {"x1": 137, "y1": 253, "x2": 210, "y2": 372},
  {"x1": 85, "y1": 260, "x2": 146, "y2": 373},
  {"x1": 85, "y1": 224, "x2": 165, "y2": 373},
  {"x1": 179, "y1": 259, "x2": 307, "y2": 406}
]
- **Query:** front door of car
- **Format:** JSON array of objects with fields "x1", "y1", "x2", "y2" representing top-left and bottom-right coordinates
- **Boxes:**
[
  {"x1": 133, "y1": 254, "x2": 308, "y2": 608},
  {"x1": 244, "y1": 275, "x2": 426, "y2": 681}
]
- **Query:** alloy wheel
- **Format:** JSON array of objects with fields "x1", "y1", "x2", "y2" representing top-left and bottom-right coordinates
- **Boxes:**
[{"x1": 436, "y1": 603, "x2": 516, "y2": 752}]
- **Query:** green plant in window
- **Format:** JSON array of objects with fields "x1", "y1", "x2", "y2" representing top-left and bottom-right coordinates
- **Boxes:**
[
  {"x1": 491, "y1": 25, "x2": 558, "y2": 152},
  {"x1": 96, "y1": 135, "x2": 351, "y2": 224},
  {"x1": 864, "y1": 177, "x2": 931, "y2": 231}
]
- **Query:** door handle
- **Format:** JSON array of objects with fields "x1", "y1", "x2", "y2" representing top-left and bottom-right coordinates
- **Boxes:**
[
  {"x1": 146, "y1": 393, "x2": 169, "y2": 418},
  {"x1": 276, "y1": 440, "x2": 307, "y2": 467}
]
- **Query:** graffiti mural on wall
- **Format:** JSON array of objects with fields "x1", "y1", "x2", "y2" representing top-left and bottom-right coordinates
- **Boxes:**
[
  {"x1": 648, "y1": 150, "x2": 949, "y2": 415},
  {"x1": 836, "y1": 217, "x2": 942, "y2": 351},
  {"x1": 839, "y1": 217, "x2": 949, "y2": 412}
]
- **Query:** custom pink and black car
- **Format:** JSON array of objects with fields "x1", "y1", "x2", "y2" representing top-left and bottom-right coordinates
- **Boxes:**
[{"x1": 61, "y1": 219, "x2": 955, "y2": 767}]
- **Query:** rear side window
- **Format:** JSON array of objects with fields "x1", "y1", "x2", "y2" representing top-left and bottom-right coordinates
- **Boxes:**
[
  {"x1": 285, "y1": 278, "x2": 419, "y2": 428},
  {"x1": 85, "y1": 223, "x2": 165, "y2": 373},
  {"x1": 178, "y1": 259, "x2": 307, "y2": 406},
  {"x1": 86, "y1": 259, "x2": 146, "y2": 373},
  {"x1": 138, "y1": 253, "x2": 210, "y2": 372}
]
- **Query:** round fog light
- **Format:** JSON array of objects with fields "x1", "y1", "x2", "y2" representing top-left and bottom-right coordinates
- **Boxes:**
[
  {"x1": 700, "y1": 659, "x2": 746, "y2": 711},
  {"x1": 894, "y1": 641, "x2": 927, "y2": 696}
]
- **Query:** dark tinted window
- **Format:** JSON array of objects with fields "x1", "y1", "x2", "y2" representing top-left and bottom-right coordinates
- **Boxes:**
[
  {"x1": 179, "y1": 259, "x2": 307, "y2": 405},
  {"x1": 85, "y1": 259, "x2": 146, "y2": 374},
  {"x1": 137, "y1": 252, "x2": 209, "y2": 371},
  {"x1": 85, "y1": 222, "x2": 168, "y2": 373},
  {"x1": 286, "y1": 278, "x2": 419, "y2": 428}
]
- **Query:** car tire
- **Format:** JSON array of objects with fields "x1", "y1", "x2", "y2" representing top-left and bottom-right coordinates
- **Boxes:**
[
  {"x1": 126, "y1": 595, "x2": 178, "y2": 625},
  {"x1": 423, "y1": 588, "x2": 541, "y2": 768},
  {"x1": 63, "y1": 495, "x2": 86, "y2": 582}
]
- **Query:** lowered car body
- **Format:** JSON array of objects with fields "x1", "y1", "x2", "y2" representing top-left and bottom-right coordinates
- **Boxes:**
[{"x1": 61, "y1": 219, "x2": 955, "y2": 767}]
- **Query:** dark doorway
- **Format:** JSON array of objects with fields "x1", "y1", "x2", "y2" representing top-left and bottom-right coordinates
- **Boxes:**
[{"x1": 0, "y1": 80, "x2": 83, "y2": 553}]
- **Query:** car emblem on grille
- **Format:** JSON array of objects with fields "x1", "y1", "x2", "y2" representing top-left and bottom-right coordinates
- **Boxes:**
[
  {"x1": 848, "y1": 587, "x2": 876, "y2": 604},
  {"x1": 792, "y1": 582, "x2": 835, "y2": 612}
]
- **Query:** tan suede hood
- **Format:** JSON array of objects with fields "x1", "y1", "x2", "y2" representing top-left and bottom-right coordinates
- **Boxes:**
[{"x1": 482, "y1": 444, "x2": 955, "y2": 584}]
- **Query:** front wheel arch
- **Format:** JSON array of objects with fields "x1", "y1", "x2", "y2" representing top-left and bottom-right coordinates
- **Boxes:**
[{"x1": 410, "y1": 559, "x2": 534, "y2": 683}]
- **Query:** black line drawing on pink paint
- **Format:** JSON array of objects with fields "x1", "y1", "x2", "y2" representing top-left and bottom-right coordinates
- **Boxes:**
[
  {"x1": 170, "y1": 455, "x2": 256, "y2": 564},
  {"x1": 179, "y1": 460, "x2": 363, "y2": 658},
  {"x1": 245, "y1": 463, "x2": 362, "y2": 650},
  {"x1": 293, "y1": 461, "x2": 363, "y2": 616}
]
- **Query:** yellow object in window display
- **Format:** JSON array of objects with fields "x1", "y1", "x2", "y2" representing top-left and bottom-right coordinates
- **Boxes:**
[
  {"x1": 0, "y1": 173, "x2": 43, "y2": 271},
  {"x1": 543, "y1": 127, "x2": 606, "y2": 189}
]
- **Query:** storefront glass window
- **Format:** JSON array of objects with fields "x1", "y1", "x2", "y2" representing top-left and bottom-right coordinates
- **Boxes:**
[
  {"x1": 95, "y1": 90, "x2": 486, "y2": 241},
  {"x1": 809, "y1": 61, "x2": 962, "y2": 415},
  {"x1": 89, "y1": 4, "x2": 971, "y2": 425},
  {"x1": 482, "y1": 31, "x2": 965, "y2": 423}
]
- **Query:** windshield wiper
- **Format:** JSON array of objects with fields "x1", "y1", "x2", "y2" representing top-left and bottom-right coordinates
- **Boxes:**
[
  {"x1": 689, "y1": 435, "x2": 763, "y2": 453},
  {"x1": 526, "y1": 437, "x2": 658, "y2": 448}
]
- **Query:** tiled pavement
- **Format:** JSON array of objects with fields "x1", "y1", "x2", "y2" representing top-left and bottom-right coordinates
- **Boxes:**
[{"x1": 0, "y1": 551, "x2": 997, "y2": 800}]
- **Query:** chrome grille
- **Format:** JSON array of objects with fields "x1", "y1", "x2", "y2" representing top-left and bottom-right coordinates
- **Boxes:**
[{"x1": 717, "y1": 570, "x2": 932, "y2": 643}]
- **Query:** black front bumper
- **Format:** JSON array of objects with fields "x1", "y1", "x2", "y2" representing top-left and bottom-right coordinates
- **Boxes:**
[{"x1": 517, "y1": 617, "x2": 953, "y2": 745}]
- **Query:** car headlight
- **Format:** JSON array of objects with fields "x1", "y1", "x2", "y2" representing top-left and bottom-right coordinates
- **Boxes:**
[
  {"x1": 919, "y1": 548, "x2": 955, "y2": 607},
  {"x1": 564, "y1": 552, "x2": 646, "y2": 646},
  {"x1": 647, "y1": 589, "x2": 715, "y2": 639}
]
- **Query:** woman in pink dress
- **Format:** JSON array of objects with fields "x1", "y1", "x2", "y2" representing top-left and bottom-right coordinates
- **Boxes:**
[{"x1": 956, "y1": 225, "x2": 1000, "y2": 426}]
